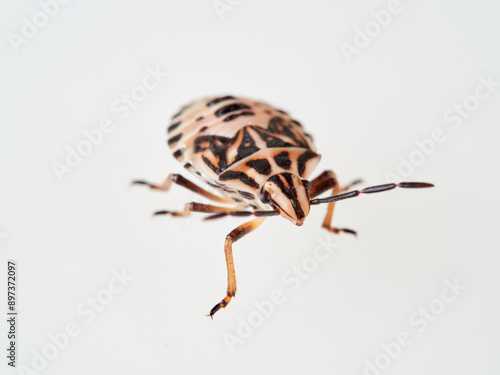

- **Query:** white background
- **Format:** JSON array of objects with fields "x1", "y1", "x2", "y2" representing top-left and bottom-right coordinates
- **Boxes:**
[{"x1": 1, "y1": 1, "x2": 500, "y2": 374}]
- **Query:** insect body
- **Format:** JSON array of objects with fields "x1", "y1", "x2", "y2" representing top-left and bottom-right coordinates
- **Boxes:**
[{"x1": 134, "y1": 95, "x2": 433, "y2": 317}]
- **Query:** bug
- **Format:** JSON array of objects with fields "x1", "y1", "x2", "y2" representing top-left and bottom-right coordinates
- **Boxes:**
[{"x1": 133, "y1": 95, "x2": 433, "y2": 318}]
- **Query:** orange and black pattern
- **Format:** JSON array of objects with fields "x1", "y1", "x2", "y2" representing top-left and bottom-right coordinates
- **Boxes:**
[{"x1": 166, "y1": 96, "x2": 321, "y2": 209}]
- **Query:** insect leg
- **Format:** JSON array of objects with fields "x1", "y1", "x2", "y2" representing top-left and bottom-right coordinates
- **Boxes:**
[
  {"x1": 203, "y1": 209, "x2": 280, "y2": 221},
  {"x1": 132, "y1": 174, "x2": 234, "y2": 204},
  {"x1": 309, "y1": 171, "x2": 362, "y2": 197},
  {"x1": 208, "y1": 217, "x2": 266, "y2": 318},
  {"x1": 309, "y1": 170, "x2": 358, "y2": 236},
  {"x1": 153, "y1": 202, "x2": 246, "y2": 217}
]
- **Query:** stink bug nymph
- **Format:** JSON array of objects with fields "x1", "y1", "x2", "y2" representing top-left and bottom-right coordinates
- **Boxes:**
[{"x1": 133, "y1": 95, "x2": 433, "y2": 317}]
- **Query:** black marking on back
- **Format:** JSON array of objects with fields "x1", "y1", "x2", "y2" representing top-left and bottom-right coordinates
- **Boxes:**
[
  {"x1": 246, "y1": 159, "x2": 271, "y2": 175},
  {"x1": 168, "y1": 133, "x2": 182, "y2": 146},
  {"x1": 194, "y1": 127, "x2": 261, "y2": 174},
  {"x1": 254, "y1": 127, "x2": 294, "y2": 148},
  {"x1": 184, "y1": 163, "x2": 192, "y2": 169},
  {"x1": 236, "y1": 127, "x2": 260, "y2": 162},
  {"x1": 173, "y1": 149, "x2": 184, "y2": 159},
  {"x1": 196, "y1": 116, "x2": 204, "y2": 121},
  {"x1": 274, "y1": 151, "x2": 292, "y2": 169},
  {"x1": 194, "y1": 134, "x2": 236, "y2": 173},
  {"x1": 202, "y1": 155, "x2": 224, "y2": 175},
  {"x1": 268, "y1": 117, "x2": 307, "y2": 148},
  {"x1": 199, "y1": 126, "x2": 208, "y2": 133},
  {"x1": 168, "y1": 121, "x2": 181, "y2": 133},
  {"x1": 215, "y1": 103, "x2": 251, "y2": 118},
  {"x1": 223, "y1": 111, "x2": 254, "y2": 122},
  {"x1": 193, "y1": 123, "x2": 310, "y2": 176},
  {"x1": 238, "y1": 190, "x2": 255, "y2": 200},
  {"x1": 268, "y1": 117, "x2": 285, "y2": 131},
  {"x1": 219, "y1": 171, "x2": 259, "y2": 189},
  {"x1": 297, "y1": 150, "x2": 318, "y2": 177},
  {"x1": 207, "y1": 96, "x2": 235, "y2": 107}
]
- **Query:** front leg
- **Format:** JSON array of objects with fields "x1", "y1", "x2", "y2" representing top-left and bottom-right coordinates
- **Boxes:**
[
  {"x1": 209, "y1": 217, "x2": 266, "y2": 318},
  {"x1": 309, "y1": 170, "x2": 361, "y2": 236}
]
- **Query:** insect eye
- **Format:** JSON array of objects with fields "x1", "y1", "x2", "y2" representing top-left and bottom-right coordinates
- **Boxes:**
[
  {"x1": 302, "y1": 180, "x2": 311, "y2": 191},
  {"x1": 260, "y1": 190, "x2": 271, "y2": 204}
]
